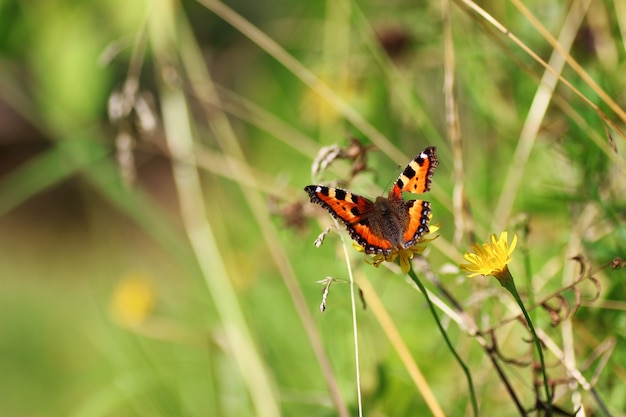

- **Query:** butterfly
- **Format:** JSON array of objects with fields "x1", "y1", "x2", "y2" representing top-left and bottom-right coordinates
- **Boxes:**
[{"x1": 304, "y1": 147, "x2": 438, "y2": 255}]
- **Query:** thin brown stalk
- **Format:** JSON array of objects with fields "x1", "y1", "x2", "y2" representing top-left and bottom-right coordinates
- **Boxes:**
[
  {"x1": 442, "y1": 0, "x2": 474, "y2": 247},
  {"x1": 482, "y1": 283, "x2": 613, "y2": 413},
  {"x1": 559, "y1": 193, "x2": 600, "y2": 412}
]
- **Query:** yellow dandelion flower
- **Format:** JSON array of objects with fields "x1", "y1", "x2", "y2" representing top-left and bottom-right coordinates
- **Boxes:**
[
  {"x1": 460, "y1": 231, "x2": 517, "y2": 280},
  {"x1": 110, "y1": 273, "x2": 156, "y2": 327},
  {"x1": 461, "y1": 231, "x2": 552, "y2": 407}
]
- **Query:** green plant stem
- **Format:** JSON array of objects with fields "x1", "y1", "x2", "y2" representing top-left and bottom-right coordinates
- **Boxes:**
[
  {"x1": 408, "y1": 266, "x2": 479, "y2": 417},
  {"x1": 498, "y1": 267, "x2": 552, "y2": 414}
]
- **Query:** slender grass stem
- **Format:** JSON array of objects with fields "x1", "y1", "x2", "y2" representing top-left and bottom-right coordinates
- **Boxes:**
[
  {"x1": 337, "y1": 232, "x2": 364, "y2": 417},
  {"x1": 407, "y1": 266, "x2": 479, "y2": 417},
  {"x1": 498, "y1": 270, "x2": 552, "y2": 415}
]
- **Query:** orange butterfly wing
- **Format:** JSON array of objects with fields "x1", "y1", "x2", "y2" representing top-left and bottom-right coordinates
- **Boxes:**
[
  {"x1": 304, "y1": 185, "x2": 395, "y2": 253},
  {"x1": 401, "y1": 199, "x2": 432, "y2": 247},
  {"x1": 389, "y1": 146, "x2": 438, "y2": 200},
  {"x1": 390, "y1": 146, "x2": 438, "y2": 247},
  {"x1": 305, "y1": 147, "x2": 438, "y2": 254}
]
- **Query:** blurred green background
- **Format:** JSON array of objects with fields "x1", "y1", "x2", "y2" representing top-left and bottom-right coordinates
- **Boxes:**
[{"x1": 1, "y1": 0, "x2": 625, "y2": 416}]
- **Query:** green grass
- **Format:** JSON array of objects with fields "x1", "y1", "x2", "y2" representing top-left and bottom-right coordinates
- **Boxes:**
[{"x1": 1, "y1": 0, "x2": 625, "y2": 416}]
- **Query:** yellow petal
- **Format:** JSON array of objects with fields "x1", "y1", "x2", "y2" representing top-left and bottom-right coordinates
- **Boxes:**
[{"x1": 509, "y1": 234, "x2": 518, "y2": 255}]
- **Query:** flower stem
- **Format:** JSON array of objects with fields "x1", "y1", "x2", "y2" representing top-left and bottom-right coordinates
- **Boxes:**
[
  {"x1": 408, "y1": 266, "x2": 479, "y2": 417},
  {"x1": 498, "y1": 267, "x2": 552, "y2": 414}
]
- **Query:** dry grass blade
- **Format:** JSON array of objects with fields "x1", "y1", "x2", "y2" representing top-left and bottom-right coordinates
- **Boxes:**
[
  {"x1": 493, "y1": 0, "x2": 593, "y2": 228},
  {"x1": 196, "y1": 0, "x2": 406, "y2": 163},
  {"x1": 454, "y1": 0, "x2": 626, "y2": 153},
  {"x1": 357, "y1": 275, "x2": 447, "y2": 417},
  {"x1": 511, "y1": 0, "x2": 626, "y2": 127},
  {"x1": 191, "y1": 84, "x2": 321, "y2": 158},
  {"x1": 160, "y1": 73, "x2": 282, "y2": 417},
  {"x1": 150, "y1": 4, "x2": 281, "y2": 416},
  {"x1": 173, "y1": 8, "x2": 351, "y2": 416}
]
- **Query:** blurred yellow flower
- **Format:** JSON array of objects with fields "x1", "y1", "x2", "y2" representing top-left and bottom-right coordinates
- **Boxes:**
[
  {"x1": 359, "y1": 224, "x2": 439, "y2": 274},
  {"x1": 110, "y1": 273, "x2": 156, "y2": 327},
  {"x1": 460, "y1": 232, "x2": 517, "y2": 280},
  {"x1": 300, "y1": 73, "x2": 356, "y2": 125}
]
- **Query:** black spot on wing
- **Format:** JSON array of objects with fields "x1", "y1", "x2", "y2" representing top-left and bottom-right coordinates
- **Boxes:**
[
  {"x1": 403, "y1": 164, "x2": 416, "y2": 179},
  {"x1": 304, "y1": 185, "x2": 332, "y2": 207},
  {"x1": 305, "y1": 185, "x2": 373, "y2": 226},
  {"x1": 304, "y1": 185, "x2": 327, "y2": 198}
]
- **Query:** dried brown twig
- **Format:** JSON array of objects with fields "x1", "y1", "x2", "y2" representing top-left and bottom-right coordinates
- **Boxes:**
[
  {"x1": 311, "y1": 137, "x2": 376, "y2": 184},
  {"x1": 482, "y1": 255, "x2": 605, "y2": 333}
]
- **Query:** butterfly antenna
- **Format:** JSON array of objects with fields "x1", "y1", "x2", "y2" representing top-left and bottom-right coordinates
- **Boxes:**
[{"x1": 381, "y1": 164, "x2": 402, "y2": 196}]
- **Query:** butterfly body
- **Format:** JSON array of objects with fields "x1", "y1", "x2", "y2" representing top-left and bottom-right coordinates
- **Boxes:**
[
  {"x1": 366, "y1": 196, "x2": 410, "y2": 246},
  {"x1": 305, "y1": 146, "x2": 438, "y2": 255}
]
